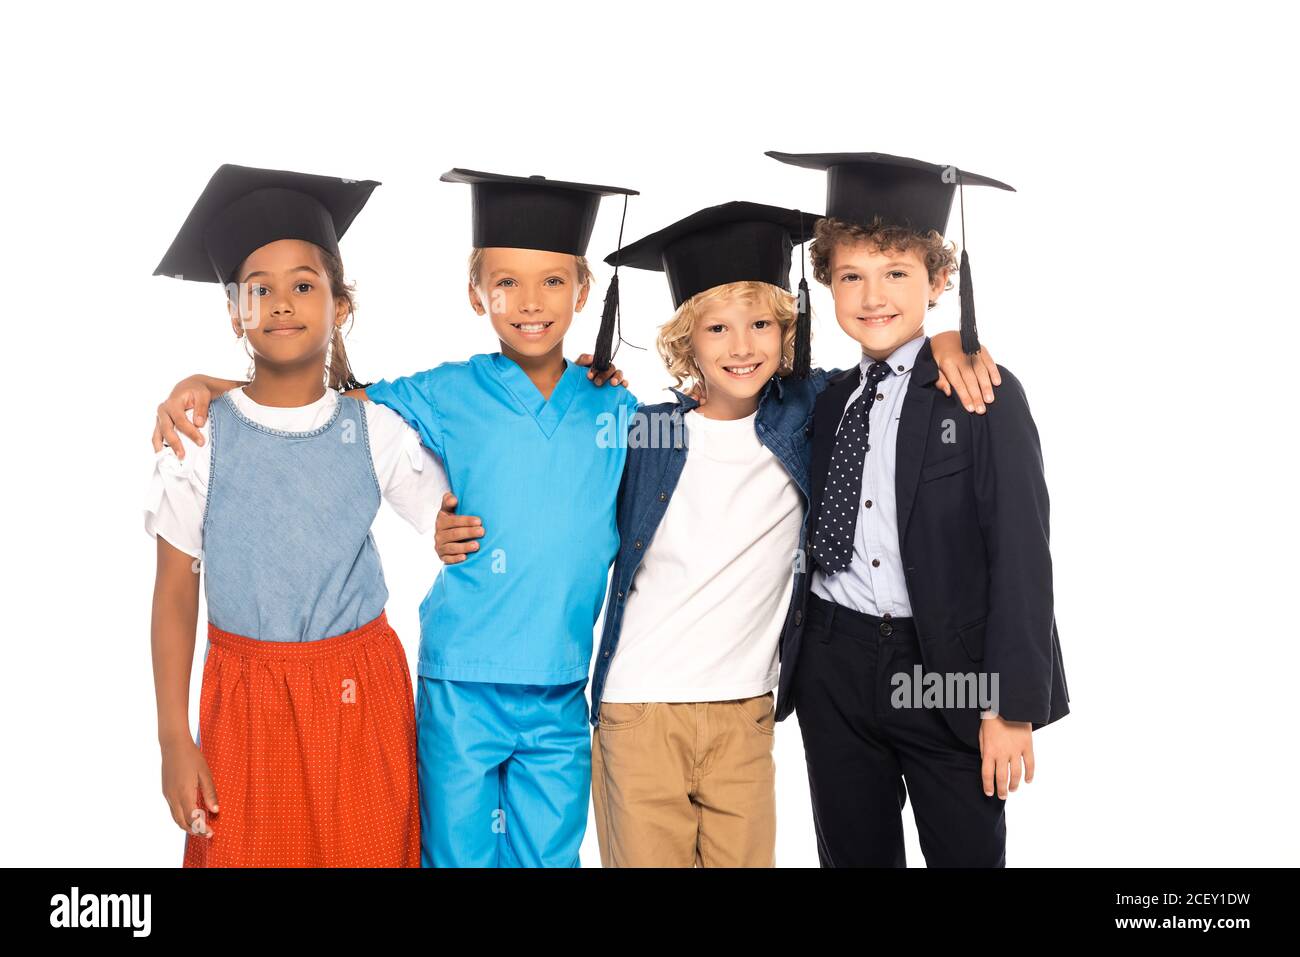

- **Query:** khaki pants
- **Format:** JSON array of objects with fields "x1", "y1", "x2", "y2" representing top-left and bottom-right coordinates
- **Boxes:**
[{"x1": 590, "y1": 692, "x2": 777, "y2": 867}]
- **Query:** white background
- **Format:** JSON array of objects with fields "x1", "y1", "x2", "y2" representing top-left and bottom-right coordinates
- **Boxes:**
[{"x1": 1, "y1": 0, "x2": 1296, "y2": 867}]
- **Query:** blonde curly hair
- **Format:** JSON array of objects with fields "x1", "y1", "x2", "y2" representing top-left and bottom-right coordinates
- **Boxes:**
[{"x1": 656, "y1": 281, "x2": 799, "y2": 390}]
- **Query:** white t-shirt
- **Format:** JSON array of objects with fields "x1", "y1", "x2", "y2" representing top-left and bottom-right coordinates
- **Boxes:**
[
  {"x1": 144, "y1": 386, "x2": 450, "y2": 558},
  {"x1": 601, "y1": 408, "x2": 803, "y2": 703}
]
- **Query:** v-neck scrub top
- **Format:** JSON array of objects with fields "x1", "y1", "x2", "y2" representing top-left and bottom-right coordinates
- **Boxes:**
[{"x1": 367, "y1": 353, "x2": 640, "y2": 685}]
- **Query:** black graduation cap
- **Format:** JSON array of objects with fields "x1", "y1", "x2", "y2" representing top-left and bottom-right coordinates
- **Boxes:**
[
  {"x1": 606, "y1": 201, "x2": 821, "y2": 377},
  {"x1": 441, "y1": 169, "x2": 639, "y2": 372},
  {"x1": 154, "y1": 164, "x2": 380, "y2": 284},
  {"x1": 766, "y1": 151, "x2": 1014, "y2": 355}
]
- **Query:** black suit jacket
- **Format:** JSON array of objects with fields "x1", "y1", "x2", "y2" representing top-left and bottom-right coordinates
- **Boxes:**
[{"x1": 775, "y1": 338, "x2": 1070, "y2": 749}]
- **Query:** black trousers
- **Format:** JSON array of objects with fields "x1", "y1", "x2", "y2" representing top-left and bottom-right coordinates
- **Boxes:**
[{"x1": 793, "y1": 594, "x2": 1006, "y2": 867}]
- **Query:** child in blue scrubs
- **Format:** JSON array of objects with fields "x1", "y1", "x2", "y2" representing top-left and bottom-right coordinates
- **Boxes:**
[{"x1": 361, "y1": 169, "x2": 640, "y2": 867}]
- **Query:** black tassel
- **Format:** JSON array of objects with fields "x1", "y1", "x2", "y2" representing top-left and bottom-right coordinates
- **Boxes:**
[
  {"x1": 593, "y1": 273, "x2": 619, "y2": 372},
  {"x1": 793, "y1": 276, "x2": 812, "y2": 378},
  {"x1": 958, "y1": 248, "x2": 980, "y2": 356}
]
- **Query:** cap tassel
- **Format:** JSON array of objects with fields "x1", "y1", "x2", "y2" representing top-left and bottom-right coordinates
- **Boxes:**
[
  {"x1": 792, "y1": 209, "x2": 812, "y2": 378},
  {"x1": 593, "y1": 194, "x2": 629, "y2": 372},
  {"x1": 958, "y1": 247, "x2": 980, "y2": 355},
  {"x1": 956, "y1": 174, "x2": 981, "y2": 356},
  {"x1": 593, "y1": 273, "x2": 619, "y2": 372}
]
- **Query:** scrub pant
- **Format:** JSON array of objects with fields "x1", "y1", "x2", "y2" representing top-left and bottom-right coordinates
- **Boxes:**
[{"x1": 416, "y1": 676, "x2": 590, "y2": 867}]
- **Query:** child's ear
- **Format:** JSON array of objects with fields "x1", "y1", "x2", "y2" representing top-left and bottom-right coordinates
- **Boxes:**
[
  {"x1": 930, "y1": 266, "x2": 951, "y2": 301},
  {"x1": 574, "y1": 280, "x2": 591, "y2": 313},
  {"x1": 227, "y1": 298, "x2": 242, "y2": 336},
  {"x1": 335, "y1": 296, "x2": 350, "y2": 325},
  {"x1": 467, "y1": 282, "x2": 487, "y2": 316}
]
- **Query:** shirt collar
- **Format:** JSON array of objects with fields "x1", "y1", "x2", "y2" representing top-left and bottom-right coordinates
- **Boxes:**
[{"x1": 859, "y1": 333, "x2": 927, "y2": 381}]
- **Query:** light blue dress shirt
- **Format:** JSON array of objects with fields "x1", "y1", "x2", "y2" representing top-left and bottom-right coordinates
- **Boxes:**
[
  {"x1": 810, "y1": 333, "x2": 927, "y2": 618},
  {"x1": 367, "y1": 353, "x2": 640, "y2": 685}
]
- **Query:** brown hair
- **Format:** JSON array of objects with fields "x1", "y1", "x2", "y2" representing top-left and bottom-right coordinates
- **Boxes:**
[
  {"x1": 467, "y1": 248, "x2": 594, "y2": 288},
  {"x1": 318, "y1": 248, "x2": 367, "y2": 391},
  {"x1": 656, "y1": 281, "x2": 800, "y2": 389},
  {"x1": 809, "y1": 216, "x2": 958, "y2": 303}
]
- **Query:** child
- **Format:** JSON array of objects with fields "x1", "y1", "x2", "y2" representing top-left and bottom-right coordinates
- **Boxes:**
[
  {"x1": 767, "y1": 150, "x2": 1071, "y2": 866},
  {"x1": 147, "y1": 164, "x2": 450, "y2": 866},
  {"x1": 153, "y1": 168, "x2": 637, "y2": 867},
  {"x1": 436, "y1": 202, "x2": 1005, "y2": 866}
]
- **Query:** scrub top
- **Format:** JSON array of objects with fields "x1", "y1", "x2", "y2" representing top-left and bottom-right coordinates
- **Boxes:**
[{"x1": 367, "y1": 352, "x2": 640, "y2": 685}]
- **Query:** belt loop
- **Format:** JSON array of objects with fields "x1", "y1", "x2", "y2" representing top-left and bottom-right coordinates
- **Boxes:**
[{"x1": 820, "y1": 601, "x2": 835, "y2": 643}]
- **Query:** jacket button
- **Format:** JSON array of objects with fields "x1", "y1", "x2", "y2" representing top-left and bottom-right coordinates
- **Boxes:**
[
  {"x1": 794, "y1": 609, "x2": 803, "y2": 626},
  {"x1": 603, "y1": 650, "x2": 609, "y2": 658},
  {"x1": 635, "y1": 540, "x2": 643, "y2": 549},
  {"x1": 616, "y1": 591, "x2": 623, "y2": 600},
  {"x1": 804, "y1": 426, "x2": 812, "y2": 436},
  {"x1": 659, "y1": 492, "x2": 667, "y2": 501}
]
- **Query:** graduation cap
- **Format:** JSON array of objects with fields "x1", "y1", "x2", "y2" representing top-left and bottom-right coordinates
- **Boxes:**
[
  {"x1": 440, "y1": 168, "x2": 639, "y2": 371},
  {"x1": 154, "y1": 164, "x2": 380, "y2": 284},
  {"x1": 766, "y1": 151, "x2": 1014, "y2": 355},
  {"x1": 606, "y1": 201, "x2": 821, "y2": 377}
]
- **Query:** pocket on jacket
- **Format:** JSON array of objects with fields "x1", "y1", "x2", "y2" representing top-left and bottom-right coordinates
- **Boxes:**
[
  {"x1": 956, "y1": 617, "x2": 987, "y2": 662},
  {"x1": 598, "y1": 701, "x2": 657, "y2": 730},
  {"x1": 921, "y1": 452, "x2": 973, "y2": 482}
]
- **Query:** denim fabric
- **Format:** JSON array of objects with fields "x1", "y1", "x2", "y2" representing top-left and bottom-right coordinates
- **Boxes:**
[
  {"x1": 201, "y1": 392, "x2": 388, "y2": 642},
  {"x1": 589, "y1": 369, "x2": 830, "y2": 723}
]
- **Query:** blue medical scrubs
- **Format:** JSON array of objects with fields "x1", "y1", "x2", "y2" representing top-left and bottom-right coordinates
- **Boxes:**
[{"x1": 367, "y1": 353, "x2": 638, "y2": 866}]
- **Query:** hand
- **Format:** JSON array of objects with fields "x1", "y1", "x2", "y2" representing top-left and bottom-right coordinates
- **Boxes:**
[
  {"x1": 434, "y1": 492, "x2": 484, "y2": 564},
  {"x1": 160, "y1": 737, "x2": 218, "y2": 837},
  {"x1": 979, "y1": 715, "x2": 1034, "y2": 799},
  {"x1": 687, "y1": 381, "x2": 707, "y2": 408},
  {"x1": 574, "y1": 353, "x2": 629, "y2": 389},
  {"x1": 930, "y1": 330, "x2": 1001, "y2": 415},
  {"x1": 152, "y1": 376, "x2": 215, "y2": 459}
]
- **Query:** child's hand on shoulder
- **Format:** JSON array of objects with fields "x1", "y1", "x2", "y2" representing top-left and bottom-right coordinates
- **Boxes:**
[
  {"x1": 160, "y1": 736, "x2": 218, "y2": 838},
  {"x1": 574, "y1": 354, "x2": 629, "y2": 389},
  {"x1": 930, "y1": 331, "x2": 1001, "y2": 415},
  {"x1": 979, "y1": 714, "x2": 1034, "y2": 799},
  {"x1": 152, "y1": 376, "x2": 215, "y2": 459}
]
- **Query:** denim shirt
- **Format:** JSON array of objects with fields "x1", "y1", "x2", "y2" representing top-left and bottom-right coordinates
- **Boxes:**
[{"x1": 590, "y1": 368, "x2": 831, "y2": 725}]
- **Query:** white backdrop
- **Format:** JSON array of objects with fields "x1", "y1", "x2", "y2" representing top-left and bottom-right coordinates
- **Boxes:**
[{"x1": 2, "y1": 0, "x2": 1296, "y2": 867}]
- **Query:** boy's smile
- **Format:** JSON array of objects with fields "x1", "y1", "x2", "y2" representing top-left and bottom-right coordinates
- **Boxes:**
[
  {"x1": 829, "y1": 241, "x2": 947, "y2": 360},
  {"x1": 690, "y1": 296, "x2": 783, "y2": 419},
  {"x1": 470, "y1": 246, "x2": 588, "y2": 360}
]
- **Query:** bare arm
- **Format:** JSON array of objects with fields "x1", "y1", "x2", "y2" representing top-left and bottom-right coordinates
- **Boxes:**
[{"x1": 151, "y1": 537, "x2": 218, "y2": 836}]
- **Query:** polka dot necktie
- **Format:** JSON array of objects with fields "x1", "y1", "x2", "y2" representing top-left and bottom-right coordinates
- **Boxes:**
[{"x1": 811, "y1": 359, "x2": 894, "y2": 576}]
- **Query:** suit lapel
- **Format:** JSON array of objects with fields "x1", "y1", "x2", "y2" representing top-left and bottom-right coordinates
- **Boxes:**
[{"x1": 896, "y1": 339, "x2": 937, "y2": 544}]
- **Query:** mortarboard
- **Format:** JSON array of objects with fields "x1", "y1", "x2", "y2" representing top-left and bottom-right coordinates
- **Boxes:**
[
  {"x1": 606, "y1": 201, "x2": 821, "y2": 377},
  {"x1": 766, "y1": 151, "x2": 1014, "y2": 355},
  {"x1": 441, "y1": 168, "x2": 639, "y2": 371},
  {"x1": 154, "y1": 164, "x2": 380, "y2": 285}
]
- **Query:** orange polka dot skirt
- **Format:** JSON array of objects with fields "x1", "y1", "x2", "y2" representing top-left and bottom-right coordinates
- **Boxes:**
[{"x1": 183, "y1": 610, "x2": 420, "y2": 867}]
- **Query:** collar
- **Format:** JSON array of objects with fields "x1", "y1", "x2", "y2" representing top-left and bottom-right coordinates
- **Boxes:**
[
  {"x1": 668, "y1": 373, "x2": 785, "y2": 413},
  {"x1": 859, "y1": 333, "x2": 927, "y2": 381}
]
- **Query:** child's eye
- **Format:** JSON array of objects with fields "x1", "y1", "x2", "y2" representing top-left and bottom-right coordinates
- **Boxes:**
[
  {"x1": 753, "y1": 319, "x2": 772, "y2": 329},
  {"x1": 544, "y1": 276, "x2": 565, "y2": 287},
  {"x1": 887, "y1": 270, "x2": 907, "y2": 279},
  {"x1": 839, "y1": 273, "x2": 860, "y2": 283},
  {"x1": 295, "y1": 282, "x2": 313, "y2": 294},
  {"x1": 496, "y1": 278, "x2": 517, "y2": 287},
  {"x1": 705, "y1": 323, "x2": 725, "y2": 334},
  {"x1": 251, "y1": 285, "x2": 269, "y2": 297}
]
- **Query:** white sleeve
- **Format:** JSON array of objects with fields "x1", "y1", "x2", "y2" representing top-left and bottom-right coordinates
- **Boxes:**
[
  {"x1": 143, "y1": 416, "x2": 210, "y2": 559},
  {"x1": 364, "y1": 400, "x2": 450, "y2": 535}
]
